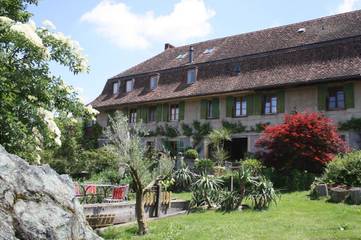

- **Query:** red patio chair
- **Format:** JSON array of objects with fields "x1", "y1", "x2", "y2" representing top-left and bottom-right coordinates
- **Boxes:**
[
  {"x1": 103, "y1": 185, "x2": 129, "y2": 203},
  {"x1": 112, "y1": 186, "x2": 126, "y2": 200},
  {"x1": 85, "y1": 184, "x2": 97, "y2": 194}
]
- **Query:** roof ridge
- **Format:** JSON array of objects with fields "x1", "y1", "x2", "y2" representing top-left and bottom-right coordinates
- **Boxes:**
[{"x1": 156, "y1": 9, "x2": 361, "y2": 51}]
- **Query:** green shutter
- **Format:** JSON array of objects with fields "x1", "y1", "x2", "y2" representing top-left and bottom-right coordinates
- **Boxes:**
[
  {"x1": 179, "y1": 101, "x2": 185, "y2": 121},
  {"x1": 136, "y1": 108, "x2": 141, "y2": 122},
  {"x1": 226, "y1": 96, "x2": 233, "y2": 117},
  {"x1": 277, "y1": 90, "x2": 285, "y2": 113},
  {"x1": 155, "y1": 104, "x2": 162, "y2": 122},
  {"x1": 212, "y1": 98, "x2": 219, "y2": 119},
  {"x1": 200, "y1": 100, "x2": 208, "y2": 119},
  {"x1": 317, "y1": 85, "x2": 328, "y2": 111},
  {"x1": 162, "y1": 104, "x2": 169, "y2": 122},
  {"x1": 246, "y1": 95, "x2": 254, "y2": 115},
  {"x1": 344, "y1": 83, "x2": 355, "y2": 109},
  {"x1": 254, "y1": 94, "x2": 262, "y2": 115},
  {"x1": 141, "y1": 106, "x2": 148, "y2": 123}
]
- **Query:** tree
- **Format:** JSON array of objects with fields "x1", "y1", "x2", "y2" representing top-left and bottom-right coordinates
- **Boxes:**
[
  {"x1": 105, "y1": 112, "x2": 173, "y2": 235},
  {"x1": 256, "y1": 112, "x2": 348, "y2": 173},
  {"x1": 0, "y1": 1, "x2": 97, "y2": 162},
  {"x1": 208, "y1": 128, "x2": 231, "y2": 165}
]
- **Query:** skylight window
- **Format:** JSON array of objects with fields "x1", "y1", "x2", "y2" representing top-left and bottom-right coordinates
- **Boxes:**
[
  {"x1": 203, "y1": 47, "x2": 215, "y2": 54},
  {"x1": 176, "y1": 53, "x2": 187, "y2": 60},
  {"x1": 297, "y1": 27, "x2": 306, "y2": 33}
]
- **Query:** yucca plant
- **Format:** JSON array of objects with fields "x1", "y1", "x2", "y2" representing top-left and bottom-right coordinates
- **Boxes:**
[
  {"x1": 190, "y1": 174, "x2": 223, "y2": 209},
  {"x1": 218, "y1": 191, "x2": 243, "y2": 212},
  {"x1": 246, "y1": 176, "x2": 279, "y2": 210},
  {"x1": 173, "y1": 167, "x2": 194, "y2": 191}
]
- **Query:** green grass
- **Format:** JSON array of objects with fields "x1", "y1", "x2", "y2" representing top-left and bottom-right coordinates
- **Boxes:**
[
  {"x1": 101, "y1": 192, "x2": 361, "y2": 240},
  {"x1": 171, "y1": 191, "x2": 192, "y2": 201}
]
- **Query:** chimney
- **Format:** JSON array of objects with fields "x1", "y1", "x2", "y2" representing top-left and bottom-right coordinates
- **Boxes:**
[
  {"x1": 164, "y1": 43, "x2": 175, "y2": 50},
  {"x1": 189, "y1": 46, "x2": 194, "y2": 63}
]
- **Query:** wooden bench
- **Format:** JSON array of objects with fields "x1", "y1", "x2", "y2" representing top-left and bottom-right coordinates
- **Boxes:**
[{"x1": 86, "y1": 214, "x2": 115, "y2": 228}]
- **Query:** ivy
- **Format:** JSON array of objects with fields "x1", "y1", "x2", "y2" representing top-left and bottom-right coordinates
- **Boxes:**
[
  {"x1": 156, "y1": 125, "x2": 165, "y2": 136},
  {"x1": 339, "y1": 118, "x2": 361, "y2": 131},
  {"x1": 255, "y1": 122, "x2": 270, "y2": 132},
  {"x1": 192, "y1": 121, "x2": 212, "y2": 147},
  {"x1": 181, "y1": 123, "x2": 193, "y2": 136},
  {"x1": 164, "y1": 124, "x2": 179, "y2": 138},
  {"x1": 222, "y1": 120, "x2": 246, "y2": 133}
]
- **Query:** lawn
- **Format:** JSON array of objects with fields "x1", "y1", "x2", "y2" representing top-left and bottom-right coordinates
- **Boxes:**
[{"x1": 101, "y1": 192, "x2": 361, "y2": 240}]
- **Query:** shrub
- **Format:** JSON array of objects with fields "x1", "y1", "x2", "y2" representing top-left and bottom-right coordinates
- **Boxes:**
[
  {"x1": 256, "y1": 112, "x2": 348, "y2": 173},
  {"x1": 321, "y1": 151, "x2": 361, "y2": 186},
  {"x1": 217, "y1": 191, "x2": 243, "y2": 212},
  {"x1": 88, "y1": 169, "x2": 130, "y2": 185},
  {"x1": 189, "y1": 174, "x2": 223, "y2": 209},
  {"x1": 173, "y1": 167, "x2": 194, "y2": 191},
  {"x1": 195, "y1": 159, "x2": 214, "y2": 174},
  {"x1": 263, "y1": 168, "x2": 316, "y2": 191},
  {"x1": 246, "y1": 176, "x2": 279, "y2": 210},
  {"x1": 241, "y1": 158, "x2": 264, "y2": 175},
  {"x1": 184, "y1": 149, "x2": 199, "y2": 159}
]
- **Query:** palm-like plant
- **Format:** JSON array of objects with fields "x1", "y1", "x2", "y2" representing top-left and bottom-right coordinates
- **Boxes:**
[
  {"x1": 190, "y1": 174, "x2": 223, "y2": 209},
  {"x1": 208, "y1": 128, "x2": 231, "y2": 166},
  {"x1": 246, "y1": 176, "x2": 279, "y2": 210},
  {"x1": 173, "y1": 167, "x2": 194, "y2": 190}
]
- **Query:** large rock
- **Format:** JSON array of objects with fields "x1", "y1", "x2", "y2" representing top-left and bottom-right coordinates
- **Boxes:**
[{"x1": 0, "y1": 145, "x2": 101, "y2": 240}]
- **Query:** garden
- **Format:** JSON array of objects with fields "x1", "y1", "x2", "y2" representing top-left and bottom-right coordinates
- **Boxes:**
[
  {"x1": 96, "y1": 112, "x2": 361, "y2": 239},
  {"x1": 1, "y1": 1, "x2": 361, "y2": 239}
]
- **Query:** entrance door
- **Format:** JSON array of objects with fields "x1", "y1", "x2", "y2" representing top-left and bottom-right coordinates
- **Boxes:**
[{"x1": 224, "y1": 138, "x2": 248, "y2": 161}]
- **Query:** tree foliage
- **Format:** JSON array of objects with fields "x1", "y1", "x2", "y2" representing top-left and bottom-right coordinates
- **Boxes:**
[
  {"x1": 256, "y1": 112, "x2": 348, "y2": 173},
  {"x1": 105, "y1": 112, "x2": 173, "y2": 235},
  {"x1": 0, "y1": 1, "x2": 96, "y2": 162}
]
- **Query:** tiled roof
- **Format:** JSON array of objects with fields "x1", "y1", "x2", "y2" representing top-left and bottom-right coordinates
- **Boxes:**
[{"x1": 92, "y1": 10, "x2": 361, "y2": 109}]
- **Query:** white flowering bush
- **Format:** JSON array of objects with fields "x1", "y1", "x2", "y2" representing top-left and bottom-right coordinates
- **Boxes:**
[{"x1": 0, "y1": 2, "x2": 96, "y2": 163}]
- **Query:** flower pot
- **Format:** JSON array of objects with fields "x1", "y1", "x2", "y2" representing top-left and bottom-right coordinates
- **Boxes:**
[
  {"x1": 350, "y1": 187, "x2": 361, "y2": 205},
  {"x1": 330, "y1": 187, "x2": 349, "y2": 203},
  {"x1": 315, "y1": 184, "x2": 328, "y2": 197}
]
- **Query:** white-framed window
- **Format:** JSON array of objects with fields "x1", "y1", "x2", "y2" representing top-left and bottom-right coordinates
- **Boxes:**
[
  {"x1": 187, "y1": 68, "x2": 197, "y2": 84},
  {"x1": 264, "y1": 96, "x2": 277, "y2": 114},
  {"x1": 126, "y1": 79, "x2": 134, "y2": 92},
  {"x1": 129, "y1": 109, "x2": 137, "y2": 123},
  {"x1": 327, "y1": 87, "x2": 345, "y2": 110},
  {"x1": 150, "y1": 75, "x2": 158, "y2": 90},
  {"x1": 234, "y1": 97, "x2": 247, "y2": 117},
  {"x1": 112, "y1": 81, "x2": 119, "y2": 95},
  {"x1": 170, "y1": 104, "x2": 179, "y2": 121}
]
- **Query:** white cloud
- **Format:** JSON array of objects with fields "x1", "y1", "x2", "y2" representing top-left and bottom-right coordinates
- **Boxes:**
[
  {"x1": 334, "y1": 0, "x2": 360, "y2": 13},
  {"x1": 81, "y1": 0, "x2": 215, "y2": 49}
]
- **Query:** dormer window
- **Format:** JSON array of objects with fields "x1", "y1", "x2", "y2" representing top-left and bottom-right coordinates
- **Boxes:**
[
  {"x1": 112, "y1": 81, "x2": 119, "y2": 95},
  {"x1": 126, "y1": 79, "x2": 134, "y2": 92},
  {"x1": 150, "y1": 75, "x2": 158, "y2": 90},
  {"x1": 187, "y1": 68, "x2": 197, "y2": 84},
  {"x1": 234, "y1": 63, "x2": 241, "y2": 75},
  {"x1": 203, "y1": 47, "x2": 215, "y2": 54},
  {"x1": 176, "y1": 53, "x2": 187, "y2": 60}
]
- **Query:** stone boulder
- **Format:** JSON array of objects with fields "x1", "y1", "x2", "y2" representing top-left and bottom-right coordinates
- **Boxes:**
[{"x1": 0, "y1": 145, "x2": 102, "y2": 240}]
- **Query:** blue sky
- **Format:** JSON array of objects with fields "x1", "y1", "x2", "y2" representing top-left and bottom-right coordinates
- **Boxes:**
[{"x1": 29, "y1": 0, "x2": 361, "y2": 103}]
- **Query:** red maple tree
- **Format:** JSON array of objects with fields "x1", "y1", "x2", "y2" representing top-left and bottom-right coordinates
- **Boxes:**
[{"x1": 256, "y1": 112, "x2": 348, "y2": 173}]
